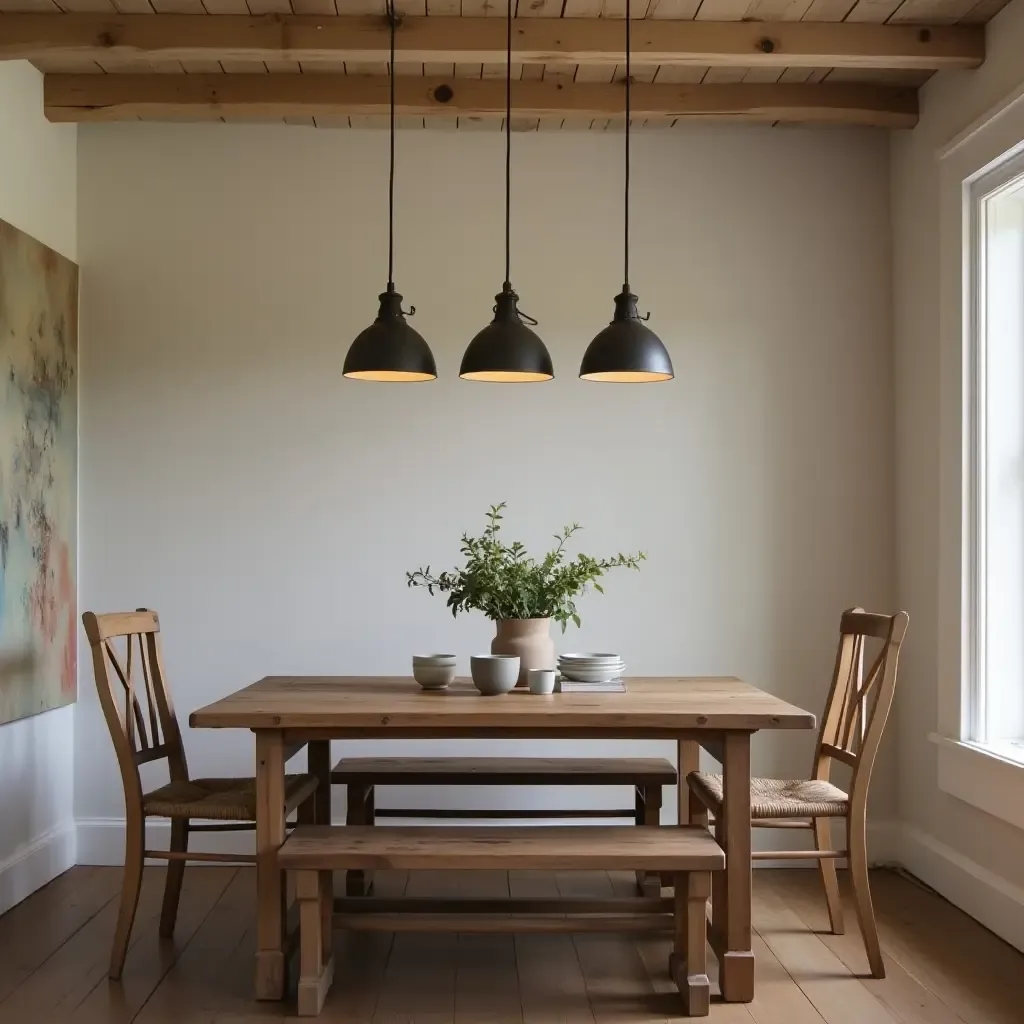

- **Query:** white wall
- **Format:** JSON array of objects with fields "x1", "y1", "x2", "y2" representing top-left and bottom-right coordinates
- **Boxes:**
[
  {"x1": 75, "y1": 122, "x2": 895, "y2": 861},
  {"x1": 892, "y1": 0, "x2": 1024, "y2": 947},
  {"x1": 0, "y1": 62, "x2": 77, "y2": 912}
]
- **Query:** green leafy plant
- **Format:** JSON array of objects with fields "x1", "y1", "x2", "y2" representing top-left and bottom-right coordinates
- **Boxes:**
[{"x1": 406, "y1": 503, "x2": 645, "y2": 631}]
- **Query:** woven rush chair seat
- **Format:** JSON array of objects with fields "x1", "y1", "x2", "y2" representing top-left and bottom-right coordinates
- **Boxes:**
[
  {"x1": 144, "y1": 774, "x2": 317, "y2": 821},
  {"x1": 688, "y1": 772, "x2": 848, "y2": 819}
]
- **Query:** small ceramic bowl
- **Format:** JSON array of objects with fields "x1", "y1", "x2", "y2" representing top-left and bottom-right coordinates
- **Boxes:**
[
  {"x1": 528, "y1": 668, "x2": 557, "y2": 695},
  {"x1": 412, "y1": 654, "x2": 457, "y2": 690},
  {"x1": 470, "y1": 655, "x2": 520, "y2": 696}
]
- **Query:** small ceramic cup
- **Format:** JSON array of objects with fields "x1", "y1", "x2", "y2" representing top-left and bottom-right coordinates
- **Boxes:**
[{"x1": 527, "y1": 669, "x2": 557, "y2": 695}]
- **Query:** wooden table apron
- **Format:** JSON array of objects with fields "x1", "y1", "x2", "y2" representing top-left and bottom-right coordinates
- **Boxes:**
[{"x1": 190, "y1": 677, "x2": 814, "y2": 1005}]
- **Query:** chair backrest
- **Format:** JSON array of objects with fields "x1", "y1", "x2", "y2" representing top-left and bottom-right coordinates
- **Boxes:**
[
  {"x1": 82, "y1": 609, "x2": 189, "y2": 813},
  {"x1": 812, "y1": 608, "x2": 909, "y2": 815}
]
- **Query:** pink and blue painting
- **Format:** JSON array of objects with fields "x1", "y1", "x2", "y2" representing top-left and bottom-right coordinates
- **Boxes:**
[{"x1": 0, "y1": 217, "x2": 78, "y2": 726}]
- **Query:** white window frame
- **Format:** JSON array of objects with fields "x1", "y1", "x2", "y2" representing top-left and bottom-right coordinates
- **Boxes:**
[
  {"x1": 965, "y1": 150, "x2": 1024, "y2": 753},
  {"x1": 933, "y1": 89, "x2": 1024, "y2": 832}
]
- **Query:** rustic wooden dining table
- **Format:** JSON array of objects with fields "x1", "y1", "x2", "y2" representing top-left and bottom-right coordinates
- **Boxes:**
[{"x1": 189, "y1": 676, "x2": 814, "y2": 1005}]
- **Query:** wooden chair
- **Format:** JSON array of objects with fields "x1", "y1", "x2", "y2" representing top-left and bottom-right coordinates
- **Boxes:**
[
  {"x1": 82, "y1": 609, "x2": 319, "y2": 980},
  {"x1": 687, "y1": 608, "x2": 908, "y2": 979}
]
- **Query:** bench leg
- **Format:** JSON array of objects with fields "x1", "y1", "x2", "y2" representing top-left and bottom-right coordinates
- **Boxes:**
[
  {"x1": 670, "y1": 871, "x2": 710, "y2": 1017},
  {"x1": 636, "y1": 785, "x2": 663, "y2": 896},
  {"x1": 345, "y1": 783, "x2": 372, "y2": 897},
  {"x1": 296, "y1": 870, "x2": 335, "y2": 1017}
]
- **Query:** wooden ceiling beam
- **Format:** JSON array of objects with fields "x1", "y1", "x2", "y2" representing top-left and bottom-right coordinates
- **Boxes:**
[
  {"x1": 43, "y1": 74, "x2": 918, "y2": 128},
  {"x1": 4, "y1": 15, "x2": 983, "y2": 70}
]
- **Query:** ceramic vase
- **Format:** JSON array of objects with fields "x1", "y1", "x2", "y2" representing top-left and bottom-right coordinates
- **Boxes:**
[{"x1": 491, "y1": 618, "x2": 556, "y2": 686}]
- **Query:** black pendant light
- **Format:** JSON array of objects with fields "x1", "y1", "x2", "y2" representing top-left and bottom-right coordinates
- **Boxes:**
[
  {"x1": 344, "y1": 2, "x2": 436, "y2": 382},
  {"x1": 459, "y1": 0, "x2": 553, "y2": 383},
  {"x1": 579, "y1": 0, "x2": 673, "y2": 384}
]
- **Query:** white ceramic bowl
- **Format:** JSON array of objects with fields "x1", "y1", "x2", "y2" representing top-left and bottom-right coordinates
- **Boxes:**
[
  {"x1": 559, "y1": 663, "x2": 626, "y2": 682},
  {"x1": 558, "y1": 655, "x2": 623, "y2": 672},
  {"x1": 470, "y1": 655, "x2": 520, "y2": 696}
]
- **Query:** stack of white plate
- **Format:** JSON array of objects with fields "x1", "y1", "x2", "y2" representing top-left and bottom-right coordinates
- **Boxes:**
[{"x1": 558, "y1": 653, "x2": 625, "y2": 683}]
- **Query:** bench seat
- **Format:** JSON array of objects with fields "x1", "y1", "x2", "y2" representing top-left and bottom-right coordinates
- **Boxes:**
[
  {"x1": 331, "y1": 756, "x2": 677, "y2": 787},
  {"x1": 280, "y1": 824, "x2": 721, "y2": 872},
  {"x1": 281, "y1": 824, "x2": 721, "y2": 1018}
]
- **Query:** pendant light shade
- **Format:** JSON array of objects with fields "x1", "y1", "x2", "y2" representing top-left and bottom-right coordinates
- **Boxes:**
[
  {"x1": 343, "y1": 4, "x2": 436, "y2": 383},
  {"x1": 579, "y1": 287, "x2": 673, "y2": 383},
  {"x1": 460, "y1": 0, "x2": 553, "y2": 383},
  {"x1": 343, "y1": 286, "x2": 437, "y2": 382},
  {"x1": 460, "y1": 284, "x2": 553, "y2": 382},
  {"x1": 579, "y1": 0, "x2": 673, "y2": 384}
]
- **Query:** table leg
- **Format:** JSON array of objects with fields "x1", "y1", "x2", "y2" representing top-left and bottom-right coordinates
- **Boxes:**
[
  {"x1": 255, "y1": 730, "x2": 287, "y2": 1001},
  {"x1": 637, "y1": 785, "x2": 663, "y2": 895},
  {"x1": 677, "y1": 739, "x2": 700, "y2": 826},
  {"x1": 308, "y1": 740, "x2": 332, "y2": 825},
  {"x1": 664, "y1": 739, "x2": 702, "y2": 888},
  {"x1": 346, "y1": 782, "x2": 370, "y2": 897},
  {"x1": 713, "y1": 731, "x2": 754, "y2": 1003}
]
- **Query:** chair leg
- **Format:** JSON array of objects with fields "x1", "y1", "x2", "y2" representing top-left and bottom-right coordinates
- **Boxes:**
[
  {"x1": 159, "y1": 819, "x2": 188, "y2": 938},
  {"x1": 848, "y1": 814, "x2": 884, "y2": 978},
  {"x1": 110, "y1": 817, "x2": 145, "y2": 980},
  {"x1": 814, "y1": 817, "x2": 844, "y2": 935}
]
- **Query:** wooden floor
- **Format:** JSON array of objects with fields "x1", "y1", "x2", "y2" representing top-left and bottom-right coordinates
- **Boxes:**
[{"x1": 0, "y1": 866, "x2": 1021, "y2": 1024}]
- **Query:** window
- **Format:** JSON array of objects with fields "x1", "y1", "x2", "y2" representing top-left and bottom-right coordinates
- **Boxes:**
[
  {"x1": 966, "y1": 150, "x2": 1024, "y2": 764},
  {"x1": 933, "y1": 97, "x2": 1024, "y2": 830}
]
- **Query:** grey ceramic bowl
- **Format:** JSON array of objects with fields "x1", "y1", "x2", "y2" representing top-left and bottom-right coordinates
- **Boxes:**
[
  {"x1": 470, "y1": 655, "x2": 520, "y2": 696},
  {"x1": 412, "y1": 663, "x2": 456, "y2": 690}
]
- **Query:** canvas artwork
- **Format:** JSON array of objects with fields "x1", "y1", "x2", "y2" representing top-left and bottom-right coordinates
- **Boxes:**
[{"x1": 0, "y1": 217, "x2": 78, "y2": 726}]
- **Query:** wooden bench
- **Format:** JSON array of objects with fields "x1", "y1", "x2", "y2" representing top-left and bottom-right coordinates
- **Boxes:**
[
  {"x1": 332, "y1": 756, "x2": 677, "y2": 895},
  {"x1": 279, "y1": 824, "x2": 723, "y2": 1018}
]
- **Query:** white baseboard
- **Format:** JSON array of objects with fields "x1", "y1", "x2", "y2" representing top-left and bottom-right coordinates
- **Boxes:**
[
  {"x1": 76, "y1": 817, "x2": 255, "y2": 865},
  {"x1": 866, "y1": 819, "x2": 903, "y2": 866},
  {"x1": 0, "y1": 822, "x2": 77, "y2": 915},
  {"x1": 898, "y1": 822, "x2": 1024, "y2": 953}
]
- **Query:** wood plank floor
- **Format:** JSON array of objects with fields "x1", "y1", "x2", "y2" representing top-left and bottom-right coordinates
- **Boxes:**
[{"x1": 0, "y1": 866, "x2": 1020, "y2": 1024}]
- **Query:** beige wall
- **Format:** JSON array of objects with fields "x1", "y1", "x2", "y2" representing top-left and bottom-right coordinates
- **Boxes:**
[
  {"x1": 0, "y1": 61, "x2": 77, "y2": 912},
  {"x1": 73, "y1": 122, "x2": 895, "y2": 860},
  {"x1": 892, "y1": 0, "x2": 1024, "y2": 944}
]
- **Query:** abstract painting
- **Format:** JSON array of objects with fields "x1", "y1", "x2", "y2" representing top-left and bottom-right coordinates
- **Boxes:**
[{"x1": 0, "y1": 217, "x2": 78, "y2": 726}]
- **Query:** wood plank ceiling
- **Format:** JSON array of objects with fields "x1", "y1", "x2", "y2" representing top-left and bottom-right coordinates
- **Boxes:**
[{"x1": 0, "y1": 0, "x2": 1006, "y2": 128}]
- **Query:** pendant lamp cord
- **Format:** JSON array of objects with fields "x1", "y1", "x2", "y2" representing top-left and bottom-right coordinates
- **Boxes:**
[
  {"x1": 387, "y1": 0, "x2": 396, "y2": 291},
  {"x1": 624, "y1": 0, "x2": 630, "y2": 292},
  {"x1": 504, "y1": 0, "x2": 512, "y2": 290},
  {"x1": 497, "y1": 0, "x2": 537, "y2": 327}
]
